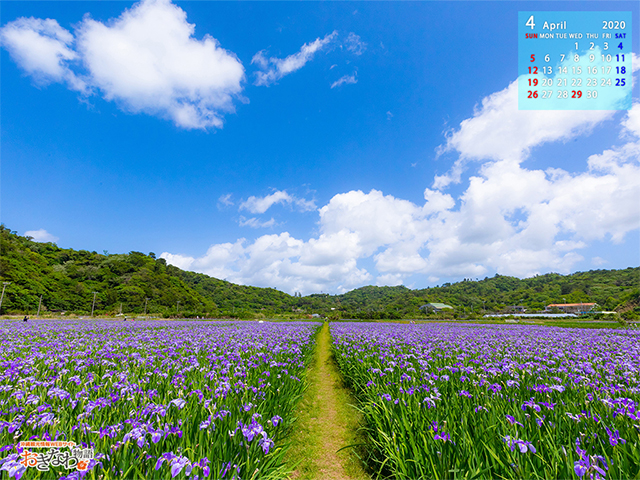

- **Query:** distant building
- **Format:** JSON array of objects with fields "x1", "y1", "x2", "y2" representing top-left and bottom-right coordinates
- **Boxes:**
[
  {"x1": 420, "y1": 303, "x2": 454, "y2": 313},
  {"x1": 545, "y1": 303, "x2": 596, "y2": 314}
]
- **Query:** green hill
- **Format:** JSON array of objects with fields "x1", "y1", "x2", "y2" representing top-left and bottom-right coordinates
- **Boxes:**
[
  {"x1": 0, "y1": 225, "x2": 291, "y2": 318},
  {"x1": 1, "y1": 225, "x2": 638, "y2": 319}
]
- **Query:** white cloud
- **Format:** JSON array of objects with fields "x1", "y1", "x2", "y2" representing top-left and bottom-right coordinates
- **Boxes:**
[
  {"x1": 294, "y1": 197, "x2": 317, "y2": 212},
  {"x1": 24, "y1": 229, "x2": 59, "y2": 242},
  {"x1": 344, "y1": 32, "x2": 366, "y2": 55},
  {"x1": 161, "y1": 239, "x2": 246, "y2": 280},
  {"x1": 239, "y1": 217, "x2": 276, "y2": 229},
  {"x1": 376, "y1": 273, "x2": 404, "y2": 287},
  {"x1": 165, "y1": 137, "x2": 639, "y2": 291},
  {"x1": 330, "y1": 73, "x2": 357, "y2": 89},
  {"x1": 1, "y1": 0, "x2": 245, "y2": 129},
  {"x1": 622, "y1": 102, "x2": 640, "y2": 138},
  {"x1": 162, "y1": 79, "x2": 640, "y2": 294},
  {"x1": 217, "y1": 193, "x2": 234, "y2": 208},
  {"x1": 319, "y1": 189, "x2": 429, "y2": 256},
  {"x1": 592, "y1": 257, "x2": 608, "y2": 266},
  {"x1": 163, "y1": 135, "x2": 639, "y2": 291},
  {"x1": 239, "y1": 190, "x2": 316, "y2": 214},
  {"x1": 76, "y1": 0, "x2": 244, "y2": 129},
  {"x1": 162, "y1": 231, "x2": 370, "y2": 294},
  {"x1": 159, "y1": 252, "x2": 195, "y2": 271},
  {"x1": 433, "y1": 79, "x2": 616, "y2": 188},
  {"x1": 0, "y1": 17, "x2": 86, "y2": 91},
  {"x1": 240, "y1": 191, "x2": 290, "y2": 214},
  {"x1": 252, "y1": 31, "x2": 337, "y2": 86},
  {"x1": 422, "y1": 188, "x2": 455, "y2": 214}
]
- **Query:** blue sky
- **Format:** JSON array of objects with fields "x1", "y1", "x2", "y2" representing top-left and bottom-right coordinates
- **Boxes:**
[{"x1": 2, "y1": 0, "x2": 639, "y2": 294}]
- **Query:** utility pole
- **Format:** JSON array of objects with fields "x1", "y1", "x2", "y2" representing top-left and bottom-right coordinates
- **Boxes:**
[
  {"x1": 144, "y1": 298, "x2": 149, "y2": 316},
  {"x1": 91, "y1": 292, "x2": 98, "y2": 317},
  {"x1": 177, "y1": 301, "x2": 180, "y2": 317},
  {"x1": 37, "y1": 295, "x2": 43, "y2": 317},
  {"x1": 0, "y1": 282, "x2": 11, "y2": 313}
]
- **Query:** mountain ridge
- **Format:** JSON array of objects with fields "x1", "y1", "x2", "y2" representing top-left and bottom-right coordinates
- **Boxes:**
[{"x1": 1, "y1": 225, "x2": 638, "y2": 319}]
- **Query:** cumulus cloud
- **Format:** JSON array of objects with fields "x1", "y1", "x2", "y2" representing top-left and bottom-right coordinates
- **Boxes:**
[
  {"x1": 318, "y1": 189, "x2": 430, "y2": 257},
  {"x1": 376, "y1": 273, "x2": 404, "y2": 287},
  {"x1": 158, "y1": 251, "x2": 195, "y2": 271},
  {"x1": 433, "y1": 79, "x2": 616, "y2": 188},
  {"x1": 24, "y1": 229, "x2": 59, "y2": 242},
  {"x1": 239, "y1": 190, "x2": 316, "y2": 214},
  {"x1": 252, "y1": 31, "x2": 337, "y2": 87},
  {"x1": 0, "y1": 0, "x2": 245, "y2": 129},
  {"x1": 622, "y1": 102, "x2": 640, "y2": 138},
  {"x1": 0, "y1": 17, "x2": 86, "y2": 91},
  {"x1": 330, "y1": 73, "x2": 357, "y2": 89},
  {"x1": 162, "y1": 87, "x2": 640, "y2": 294},
  {"x1": 161, "y1": 232, "x2": 371, "y2": 294}
]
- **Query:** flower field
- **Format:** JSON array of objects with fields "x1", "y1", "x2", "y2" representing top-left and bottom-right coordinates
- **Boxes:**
[
  {"x1": 0, "y1": 320, "x2": 319, "y2": 480},
  {"x1": 3, "y1": 319, "x2": 639, "y2": 480},
  {"x1": 332, "y1": 322, "x2": 640, "y2": 479}
]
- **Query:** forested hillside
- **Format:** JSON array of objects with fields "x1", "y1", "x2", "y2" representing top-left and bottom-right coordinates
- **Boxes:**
[
  {"x1": 0, "y1": 226, "x2": 286, "y2": 317},
  {"x1": 1, "y1": 226, "x2": 638, "y2": 318}
]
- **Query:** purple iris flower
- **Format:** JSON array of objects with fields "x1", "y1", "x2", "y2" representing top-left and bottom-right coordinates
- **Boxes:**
[
  {"x1": 522, "y1": 398, "x2": 541, "y2": 412},
  {"x1": 0, "y1": 454, "x2": 27, "y2": 480},
  {"x1": 434, "y1": 432, "x2": 451, "y2": 442},
  {"x1": 169, "y1": 398, "x2": 186, "y2": 410},
  {"x1": 259, "y1": 435, "x2": 275, "y2": 453},
  {"x1": 505, "y1": 415, "x2": 523, "y2": 427},
  {"x1": 503, "y1": 436, "x2": 536, "y2": 453},
  {"x1": 199, "y1": 417, "x2": 212, "y2": 430},
  {"x1": 605, "y1": 427, "x2": 626, "y2": 446}
]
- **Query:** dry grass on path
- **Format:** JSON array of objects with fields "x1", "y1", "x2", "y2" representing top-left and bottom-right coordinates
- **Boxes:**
[{"x1": 286, "y1": 322, "x2": 370, "y2": 480}]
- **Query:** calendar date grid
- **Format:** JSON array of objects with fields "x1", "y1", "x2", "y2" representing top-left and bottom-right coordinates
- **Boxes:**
[{"x1": 518, "y1": 12, "x2": 632, "y2": 111}]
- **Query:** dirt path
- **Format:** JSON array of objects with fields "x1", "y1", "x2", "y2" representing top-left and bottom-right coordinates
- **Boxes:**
[{"x1": 287, "y1": 322, "x2": 369, "y2": 480}]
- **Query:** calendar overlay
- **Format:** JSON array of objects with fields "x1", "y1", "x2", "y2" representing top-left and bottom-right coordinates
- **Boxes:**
[{"x1": 518, "y1": 12, "x2": 632, "y2": 110}]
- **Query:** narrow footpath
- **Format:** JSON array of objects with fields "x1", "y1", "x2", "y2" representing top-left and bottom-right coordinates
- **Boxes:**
[{"x1": 287, "y1": 322, "x2": 370, "y2": 480}]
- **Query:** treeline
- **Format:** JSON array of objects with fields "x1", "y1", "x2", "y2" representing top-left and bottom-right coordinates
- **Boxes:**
[
  {"x1": 319, "y1": 271, "x2": 639, "y2": 319},
  {"x1": 1, "y1": 226, "x2": 638, "y2": 318}
]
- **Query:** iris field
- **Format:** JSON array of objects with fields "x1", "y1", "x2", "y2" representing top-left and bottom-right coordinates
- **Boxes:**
[
  {"x1": 332, "y1": 323, "x2": 640, "y2": 479},
  {"x1": 0, "y1": 320, "x2": 319, "y2": 479},
  {"x1": 1, "y1": 320, "x2": 639, "y2": 479}
]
